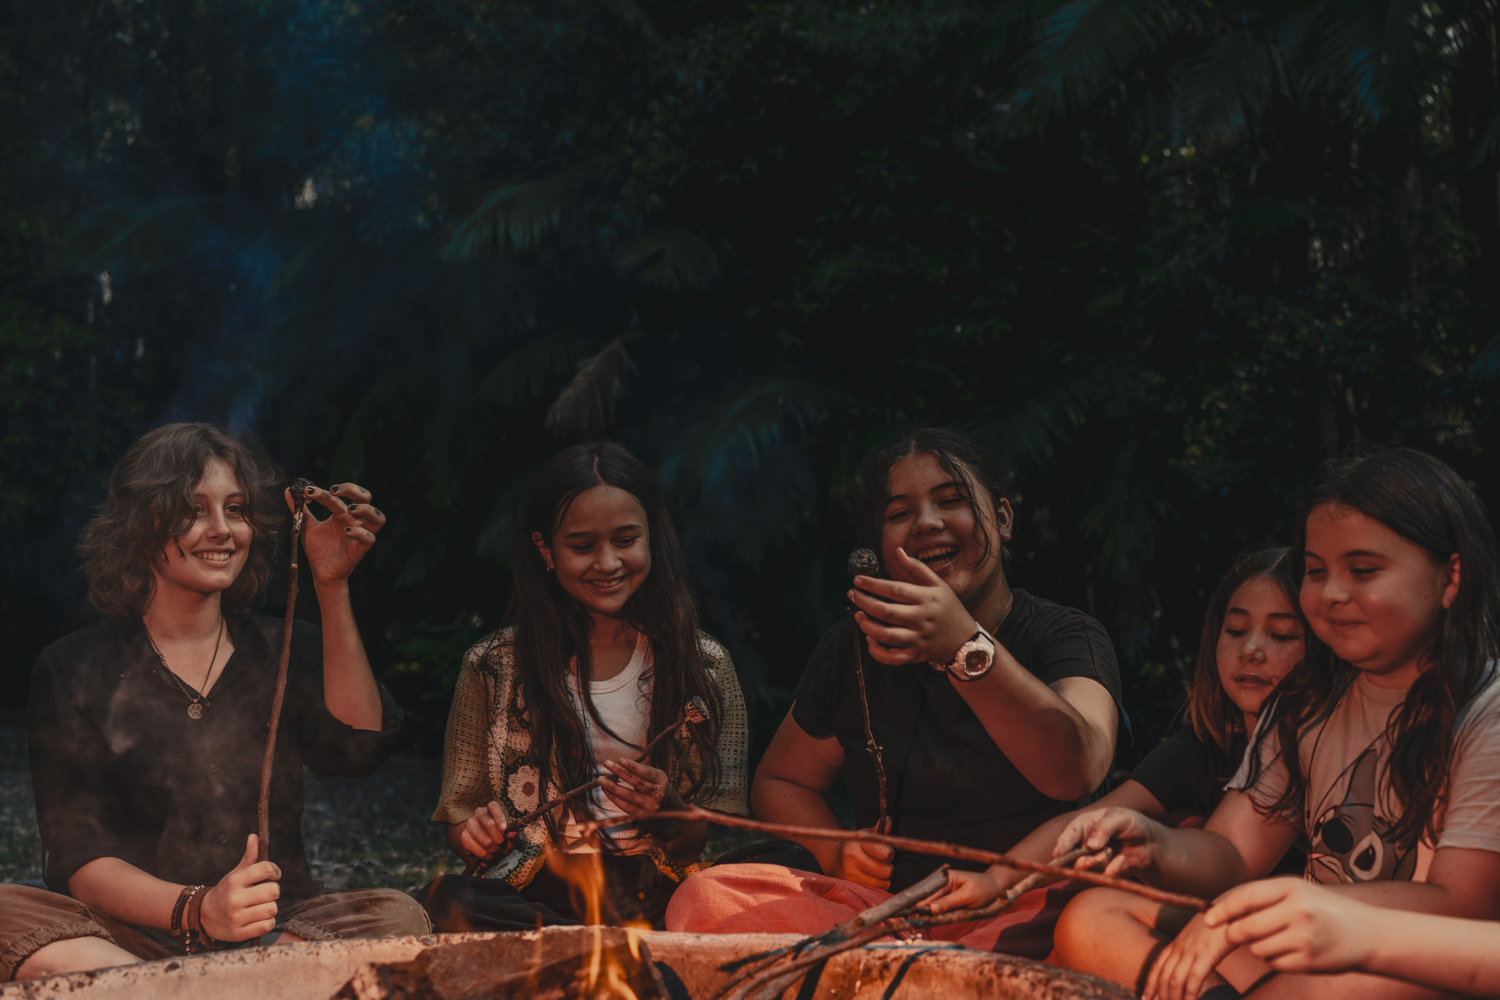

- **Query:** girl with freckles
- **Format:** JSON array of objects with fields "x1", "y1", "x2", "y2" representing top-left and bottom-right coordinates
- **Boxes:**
[
  {"x1": 420, "y1": 442, "x2": 749, "y2": 930},
  {"x1": 1050, "y1": 448, "x2": 1500, "y2": 1000},
  {"x1": 666, "y1": 427, "x2": 1127, "y2": 945},
  {"x1": 0, "y1": 423, "x2": 428, "y2": 983}
]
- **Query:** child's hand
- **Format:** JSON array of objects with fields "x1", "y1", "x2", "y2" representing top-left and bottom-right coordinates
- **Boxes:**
[
  {"x1": 290, "y1": 483, "x2": 386, "y2": 586},
  {"x1": 926, "y1": 869, "x2": 1004, "y2": 914},
  {"x1": 200, "y1": 834, "x2": 282, "y2": 942},
  {"x1": 827, "y1": 832, "x2": 895, "y2": 889},
  {"x1": 599, "y1": 758, "x2": 670, "y2": 814},
  {"x1": 847, "y1": 547, "x2": 977, "y2": 667},
  {"x1": 1053, "y1": 807, "x2": 1161, "y2": 879},
  {"x1": 460, "y1": 801, "x2": 517, "y2": 862},
  {"x1": 1204, "y1": 879, "x2": 1375, "y2": 974},
  {"x1": 1143, "y1": 909, "x2": 1237, "y2": 1000}
]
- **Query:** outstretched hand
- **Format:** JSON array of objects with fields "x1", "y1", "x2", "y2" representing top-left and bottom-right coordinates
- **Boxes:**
[
  {"x1": 286, "y1": 482, "x2": 386, "y2": 586},
  {"x1": 1053, "y1": 807, "x2": 1161, "y2": 880},
  {"x1": 847, "y1": 547, "x2": 976, "y2": 666},
  {"x1": 1203, "y1": 879, "x2": 1374, "y2": 975},
  {"x1": 927, "y1": 868, "x2": 1006, "y2": 914}
]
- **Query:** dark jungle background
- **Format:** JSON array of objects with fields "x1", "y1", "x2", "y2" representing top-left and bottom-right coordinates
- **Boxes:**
[{"x1": 6, "y1": 0, "x2": 1500, "y2": 768}]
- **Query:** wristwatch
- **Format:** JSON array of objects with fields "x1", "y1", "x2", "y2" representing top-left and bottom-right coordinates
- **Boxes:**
[{"x1": 936, "y1": 625, "x2": 997, "y2": 681}]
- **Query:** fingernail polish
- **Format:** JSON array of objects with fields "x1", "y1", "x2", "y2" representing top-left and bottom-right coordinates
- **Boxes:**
[
  {"x1": 305, "y1": 486, "x2": 315, "y2": 495},
  {"x1": 344, "y1": 527, "x2": 351, "y2": 533},
  {"x1": 348, "y1": 503, "x2": 358, "y2": 510},
  {"x1": 330, "y1": 486, "x2": 340, "y2": 493}
]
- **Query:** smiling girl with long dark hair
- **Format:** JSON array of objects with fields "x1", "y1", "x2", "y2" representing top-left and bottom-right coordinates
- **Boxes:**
[
  {"x1": 422, "y1": 441, "x2": 749, "y2": 929},
  {"x1": 1051, "y1": 447, "x2": 1500, "y2": 1000}
]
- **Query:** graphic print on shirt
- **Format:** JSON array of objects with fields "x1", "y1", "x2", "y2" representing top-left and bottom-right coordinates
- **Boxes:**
[{"x1": 1306, "y1": 746, "x2": 1416, "y2": 883}]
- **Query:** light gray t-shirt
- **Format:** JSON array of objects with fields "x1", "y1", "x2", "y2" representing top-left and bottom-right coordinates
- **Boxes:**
[{"x1": 1228, "y1": 667, "x2": 1500, "y2": 884}]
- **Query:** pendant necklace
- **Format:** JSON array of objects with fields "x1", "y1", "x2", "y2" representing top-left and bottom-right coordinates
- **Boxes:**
[{"x1": 145, "y1": 616, "x2": 224, "y2": 719}]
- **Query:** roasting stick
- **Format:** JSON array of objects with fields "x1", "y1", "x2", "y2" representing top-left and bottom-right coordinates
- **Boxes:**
[
  {"x1": 584, "y1": 807, "x2": 1208, "y2": 912},
  {"x1": 847, "y1": 548, "x2": 890, "y2": 831},
  {"x1": 464, "y1": 696, "x2": 711, "y2": 877},
  {"x1": 258, "y1": 478, "x2": 311, "y2": 863}
]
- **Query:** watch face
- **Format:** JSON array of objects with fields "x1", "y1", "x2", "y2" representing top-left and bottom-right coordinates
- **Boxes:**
[{"x1": 962, "y1": 649, "x2": 990, "y2": 676}]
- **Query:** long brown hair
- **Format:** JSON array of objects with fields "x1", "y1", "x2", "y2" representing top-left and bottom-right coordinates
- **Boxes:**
[
  {"x1": 1186, "y1": 546, "x2": 1304, "y2": 752},
  {"x1": 78, "y1": 423, "x2": 283, "y2": 618},
  {"x1": 507, "y1": 442, "x2": 722, "y2": 844},
  {"x1": 1248, "y1": 447, "x2": 1500, "y2": 849}
]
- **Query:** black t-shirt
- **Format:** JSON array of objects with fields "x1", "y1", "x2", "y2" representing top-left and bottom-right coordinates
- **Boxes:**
[
  {"x1": 1127, "y1": 727, "x2": 1307, "y2": 876},
  {"x1": 1128, "y1": 730, "x2": 1247, "y2": 818},
  {"x1": 791, "y1": 588, "x2": 1126, "y2": 889}
]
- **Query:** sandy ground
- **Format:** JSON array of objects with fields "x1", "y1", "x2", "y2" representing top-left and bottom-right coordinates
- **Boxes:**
[{"x1": 0, "y1": 713, "x2": 758, "y2": 891}]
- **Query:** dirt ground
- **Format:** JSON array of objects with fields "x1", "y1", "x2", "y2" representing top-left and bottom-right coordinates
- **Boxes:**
[{"x1": 1, "y1": 713, "x2": 758, "y2": 891}]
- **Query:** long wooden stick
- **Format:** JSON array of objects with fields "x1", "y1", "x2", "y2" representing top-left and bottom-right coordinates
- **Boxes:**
[
  {"x1": 258, "y1": 481, "x2": 309, "y2": 863},
  {"x1": 584, "y1": 807, "x2": 1208, "y2": 912},
  {"x1": 462, "y1": 724, "x2": 682, "y2": 877},
  {"x1": 464, "y1": 697, "x2": 711, "y2": 877}
]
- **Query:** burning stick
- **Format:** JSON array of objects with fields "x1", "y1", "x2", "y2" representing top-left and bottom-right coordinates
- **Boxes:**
[
  {"x1": 464, "y1": 696, "x2": 712, "y2": 877},
  {"x1": 583, "y1": 807, "x2": 1208, "y2": 912},
  {"x1": 846, "y1": 548, "x2": 890, "y2": 832},
  {"x1": 258, "y1": 477, "x2": 311, "y2": 863}
]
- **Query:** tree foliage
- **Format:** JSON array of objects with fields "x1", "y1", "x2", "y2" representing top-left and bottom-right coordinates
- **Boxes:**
[{"x1": 5, "y1": 0, "x2": 1500, "y2": 755}]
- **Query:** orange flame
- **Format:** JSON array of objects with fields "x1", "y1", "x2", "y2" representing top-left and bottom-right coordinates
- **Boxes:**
[{"x1": 543, "y1": 842, "x2": 647, "y2": 999}]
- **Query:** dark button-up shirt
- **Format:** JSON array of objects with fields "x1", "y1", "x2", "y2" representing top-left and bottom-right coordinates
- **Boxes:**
[{"x1": 29, "y1": 615, "x2": 401, "y2": 897}]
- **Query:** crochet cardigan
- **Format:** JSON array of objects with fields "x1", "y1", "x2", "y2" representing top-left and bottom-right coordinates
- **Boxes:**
[{"x1": 432, "y1": 627, "x2": 750, "y2": 889}]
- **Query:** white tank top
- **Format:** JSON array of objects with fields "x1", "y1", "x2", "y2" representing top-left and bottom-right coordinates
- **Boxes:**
[{"x1": 562, "y1": 632, "x2": 654, "y2": 854}]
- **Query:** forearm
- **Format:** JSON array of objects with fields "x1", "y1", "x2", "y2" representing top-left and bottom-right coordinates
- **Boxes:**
[
  {"x1": 1327, "y1": 879, "x2": 1490, "y2": 918},
  {"x1": 1361, "y1": 907, "x2": 1500, "y2": 993},
  {"x1": 69, "y1": 857, "x2": 184, "y2": 929},
  {"x1": 954, "y1": 660, "x2": 1113, "y2": 799},
  {"x1": 314, "y1": 580, "x2": 383, "y2": 730},
  {"x1": 1149, "y1": 828, "x2": 1253, "y2": 898},
  {"x1": 752, "y1": 775, "x2": 848, "y2": 874}
]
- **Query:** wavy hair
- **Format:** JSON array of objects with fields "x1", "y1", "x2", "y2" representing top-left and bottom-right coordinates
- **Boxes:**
[
  {"x1": 1186, "y1": 546, "x2": 1305, "y2": 752},
  {"x1": 1247, "y1": 447, "x2": 1500, "y2": 849},
  {"x1": 78, "y1": 423, "x2": 283, "y2": 618},
  {"x1": 506, "y1": 442, "x2": 723, "y2": 846}
]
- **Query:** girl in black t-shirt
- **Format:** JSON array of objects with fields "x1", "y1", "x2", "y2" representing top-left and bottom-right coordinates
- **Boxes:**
[
  {"x1": 928, "y1": 547, "x2": 1307, "y2": 919},
  {"x1": 666, "y1": 426, "x2": 1126, "y2": 939}
]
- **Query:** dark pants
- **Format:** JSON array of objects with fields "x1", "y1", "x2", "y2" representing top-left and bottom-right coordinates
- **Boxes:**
[{"x1": 419, "y1": 854, "x2": 683, "y2": 932}]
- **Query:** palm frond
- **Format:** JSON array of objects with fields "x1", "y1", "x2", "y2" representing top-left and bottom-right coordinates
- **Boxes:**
[
  {"x1": 661, "y1": 377, "x2": 830, "y2": 496},
  {"x1": 475, "y1": 467, "x2": 542, "y2": 562},
  {"x1": 479, "y1": 333, "x2": 604, "y2": 408},
  {"x1": 1320, "y1": 0, "x2": 1423, "y2": 124},
  {"x1": 1178, "y1": 4, "x2": 1318, "y2": 142},
  {"x1": 60, "y1": 197, "x2": 209, "y2": 275},
  {"x1": 1007, "y1": 0, "x2": 1165, "y2": 129},
  {"x1": 440, "y1": 174, "x2": 579, "y2": 261},
  {"x1": 544, "y1": 335, "x2": 634, "y2": 438},
  {"x1": 967, "y1": 373, "x2": 1090, "y2": 473},
  {"x1": 614, "y1": 226, "x2": 726, "y2": 292}
]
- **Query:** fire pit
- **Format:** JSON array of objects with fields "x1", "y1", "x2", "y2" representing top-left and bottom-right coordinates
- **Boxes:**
[{"x1": 0, "y1": 928, "x2": 1133, "y2": 1000}]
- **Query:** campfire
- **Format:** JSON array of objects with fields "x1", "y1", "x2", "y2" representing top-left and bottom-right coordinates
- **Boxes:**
[
  {"x1": 0, "y1": 927, "x2": 1135, "y2": 1000},
  {"x1": 3, "y1": 821, "x2": 1141, "y2": 1000}
]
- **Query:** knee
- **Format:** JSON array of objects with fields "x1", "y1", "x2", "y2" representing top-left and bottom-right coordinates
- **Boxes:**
[
  {"x1": 361, "y1": 889, "x2": 433, "y2": 938},
  {"x1": 1054, "y1": 887, "x2": 1128, "y2": 966}
]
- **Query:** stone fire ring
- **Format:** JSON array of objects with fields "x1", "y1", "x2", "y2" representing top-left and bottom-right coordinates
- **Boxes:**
[{"x1": 0, "y1": 928, "x2": 1134, "y2": 1000}]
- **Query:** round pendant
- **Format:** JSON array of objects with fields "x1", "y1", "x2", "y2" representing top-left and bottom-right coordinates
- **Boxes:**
[{"x1": 187, "y1": 703, "x2": 203, "y2": 720}]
